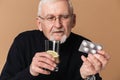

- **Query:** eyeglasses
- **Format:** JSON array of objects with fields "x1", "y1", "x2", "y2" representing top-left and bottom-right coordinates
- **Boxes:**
[{"x1": 38, "y1": 14, "x2": 73, "y2": 22}]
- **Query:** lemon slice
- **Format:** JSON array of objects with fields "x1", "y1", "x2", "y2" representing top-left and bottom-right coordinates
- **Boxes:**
[
  {"x1": 47, "y1": 50, "x2": 59, "y2": 63},
  {"x1": 47, "y1": 50, "x2": 59, "y2": 57}
]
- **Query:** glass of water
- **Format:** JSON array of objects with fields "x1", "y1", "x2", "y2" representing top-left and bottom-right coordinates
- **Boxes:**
[{"x1": 45, "y1": 40, "x2": 60, "y2": 72}]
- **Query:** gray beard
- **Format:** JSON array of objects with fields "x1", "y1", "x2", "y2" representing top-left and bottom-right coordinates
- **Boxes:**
[{"x1": 50, "y1": 35, "x2": 67, "y2": 44}]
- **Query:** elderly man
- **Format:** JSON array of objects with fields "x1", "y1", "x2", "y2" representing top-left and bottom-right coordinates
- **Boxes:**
[{"x1": 0, "y1": 0, "x2": 110, "y2": 80}]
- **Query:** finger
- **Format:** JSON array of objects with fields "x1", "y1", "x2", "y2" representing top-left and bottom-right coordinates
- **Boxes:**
[
  {"x1": 94, "y1": 54, "x2": 108, "y2": 69},
  {"x1": 81, "y1": 55, "x2": 87, "y2": 62},
  {"x1": 33, "y1": 54, "x2": 56, "y2": 71},
  {"x1": 35, "y1": 52, "x2": 55, "y2": 61},
  {"x1": 34, "y1": 66, "x2": 51, "y2": 75},
  {"x1": 97, "y1": 50, "x2": 110, "y2": 60},
  {"x1": 88, "y1": 54, "x2": 102, "y2": 72},
  {"x1": 81, "y1": 55, "x2": 95, "y2": 71},
  {"x1": 30, "y1": 59, "x2": 51, "y2": 76},
  {"x1": 37, "y1": 57, "x2": 56, "y2": 67},
  {"x1": 37, "y1": 61, "x2": 55, "y2": 71},
  {"x1": 81, "y1": 55, "x2": 96, "y2": 75}
]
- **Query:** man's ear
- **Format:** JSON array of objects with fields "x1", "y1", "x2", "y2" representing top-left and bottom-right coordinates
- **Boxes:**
[
  {"x1": 36, "y1": 17, "x2": 42, "y2": 31},
  {"x1": 71, "y1": 14, "x2": 76, "y2": 28}
]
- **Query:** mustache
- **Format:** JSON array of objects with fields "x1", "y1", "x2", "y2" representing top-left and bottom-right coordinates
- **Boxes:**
[
  {"x1": 49, "y1": 28, "x2": 67, "y2": 43},
  {"x1": 51, "y1": 28, "x2": 64, "y2": 33}
]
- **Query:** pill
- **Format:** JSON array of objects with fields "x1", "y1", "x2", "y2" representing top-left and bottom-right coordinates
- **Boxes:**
[
  {"x1": 83, "y1": 47, "x2": 89, "y2": 52},
  {"x1": 82, "y1": 41, "x2": 88, "y2": 46},
  {"x1": 90, "y1": 49, "x2": 97, "y2": 54},
  {"x1": 89, "y1": 43, "x2": 95, "y2": 48}
]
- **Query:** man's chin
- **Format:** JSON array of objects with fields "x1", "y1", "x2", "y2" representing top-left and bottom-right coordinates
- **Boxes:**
[
  {"x1": 50, "y1": 35, "x2": 67, "y2": 43},
  {"x1": 50, "y1": 35, "x2": 62, "y2": 41}
]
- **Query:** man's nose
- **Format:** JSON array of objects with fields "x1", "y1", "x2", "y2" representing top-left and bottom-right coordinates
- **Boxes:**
[{"x1": 53, "y1": 18, "x2": 62, "y2": 28}]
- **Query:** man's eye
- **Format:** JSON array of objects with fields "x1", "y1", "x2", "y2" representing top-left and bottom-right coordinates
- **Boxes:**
[
  {"x1": 47, "y1": 16, "x2": 55, "y2": 20},
  {"x1": 62, "y1": 15, "x2": 69, "y2": 19}
]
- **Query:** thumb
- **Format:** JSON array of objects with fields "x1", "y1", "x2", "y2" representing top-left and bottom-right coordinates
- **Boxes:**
[{"x1": 81, "y1": 55, "x2": 87, "y2": 62}]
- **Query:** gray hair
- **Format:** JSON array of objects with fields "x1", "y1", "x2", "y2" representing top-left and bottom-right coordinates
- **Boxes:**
[{"x1": 37, "y1": 0, "x2": 74, "y2": 16}]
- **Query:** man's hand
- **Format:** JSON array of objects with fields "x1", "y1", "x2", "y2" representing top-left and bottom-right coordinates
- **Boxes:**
[
  {"x1": 80, "y1": 50, "x2": 110, "y2": 79},
  {"x1": 29, "y1": 52, "x2": 57, "y2": 76}
]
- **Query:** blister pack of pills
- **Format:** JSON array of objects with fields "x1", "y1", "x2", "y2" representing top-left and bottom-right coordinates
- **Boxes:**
[{"x1": 78, "y1": 40, "x2": 103, "y2": 54}]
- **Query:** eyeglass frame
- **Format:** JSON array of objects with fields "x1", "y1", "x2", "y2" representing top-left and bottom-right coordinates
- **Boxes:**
[{"x1": 38, "y1": 14, "x2": 74, "y2": 22}]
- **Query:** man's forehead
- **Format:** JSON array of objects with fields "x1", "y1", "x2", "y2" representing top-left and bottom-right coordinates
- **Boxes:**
[
  {"x1": 41, "y1": 0, "x2": 69, "y2": 7},
  {"x1": 40, "y1": 0, "x2": 69, "y2": 3},
  {"x1": 41, "y1": 0, "x2": 70, "y2": 16}
]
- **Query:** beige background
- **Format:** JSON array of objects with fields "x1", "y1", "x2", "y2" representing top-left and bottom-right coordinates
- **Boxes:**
[{"x1": 0, "y1": 0, "x2": 120, "y2": 80}]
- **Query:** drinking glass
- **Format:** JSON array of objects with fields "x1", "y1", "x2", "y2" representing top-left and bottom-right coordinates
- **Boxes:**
[{"x1": 45, "y1": 40, "x2": 60, "y2": 72}]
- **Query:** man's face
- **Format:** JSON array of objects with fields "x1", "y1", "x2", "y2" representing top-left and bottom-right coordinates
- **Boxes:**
[{"x1": 37, "y1": 0, "x2": 76, "y2": 41}]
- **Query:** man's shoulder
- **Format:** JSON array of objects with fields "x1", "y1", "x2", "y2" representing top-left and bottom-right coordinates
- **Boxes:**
[
  {"x1": 14, "y1": 30, "x2": 44, "y2": 41},
  {"x1": 18, "y1": 30, "x2": 41, "y2": 36},
  {"x1": 16, "y1": 30, "x2": 42, "y2": 38},
  {"x1": 70, "y1": 33, "x2": 90, "y2": 49},
  {"x1": 70, "y1": 32, "x2": 90, "y2": 41}
]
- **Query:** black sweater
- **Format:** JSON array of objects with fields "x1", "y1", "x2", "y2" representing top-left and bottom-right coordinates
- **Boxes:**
[{"x1": 0, "y1": 30, "x2": 102, "y2": 80}]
